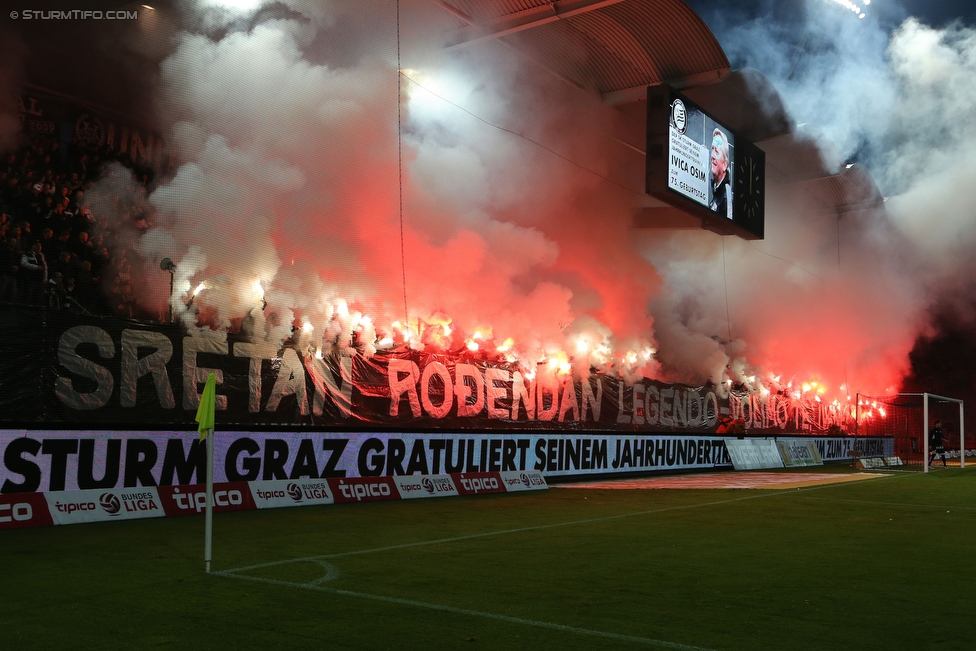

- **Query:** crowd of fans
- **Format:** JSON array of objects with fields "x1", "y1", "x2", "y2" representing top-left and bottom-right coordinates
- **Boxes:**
[{"x1": 0, "y1": 133, "x2": 157, "y2": 319}]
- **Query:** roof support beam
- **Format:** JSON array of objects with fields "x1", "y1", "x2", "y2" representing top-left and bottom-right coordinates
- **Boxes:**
[
  {"x1": 440, "y1": 0, "x2": 626, "y2": 49},
  {"x1": 602, "y1": 69, "x2": 731, "y2": 105},
  {"x1": 429, "y1": 0, "x2": 475, "y2": 23}
]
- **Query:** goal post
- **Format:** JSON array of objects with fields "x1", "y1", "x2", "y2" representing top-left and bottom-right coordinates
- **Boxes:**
[
  {"x1": 855, "y1": 393, "x2": 965, "y2": 471},
  {"x1": 923, "y1": 393, "x2": 965, "y2": 473}
]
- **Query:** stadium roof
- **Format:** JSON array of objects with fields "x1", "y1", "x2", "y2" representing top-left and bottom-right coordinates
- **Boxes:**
[
  {"x1": 428, "y1": 0, "x2": 884, "y2": 222},
  {"x1": 9, "y1": 0, "x2": 883, "y2": 216},
  {"x1": 432, "y1": 0, "x2": 731, "y2": 101}
]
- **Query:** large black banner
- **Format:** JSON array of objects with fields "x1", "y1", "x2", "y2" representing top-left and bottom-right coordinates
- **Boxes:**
[
  {"x1": 18, "y1": 91, "x2": 166, "y2": 170},
  {"x1": 0, "y1": 308, "x2": 852, "y2": 433}
]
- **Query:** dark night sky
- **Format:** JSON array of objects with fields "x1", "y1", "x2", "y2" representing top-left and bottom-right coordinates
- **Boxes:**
[
  {"x1": 5, "y1": 0, "x2": 976, "y2": 121},
  {"x1": 5, "y1": 0, "x2": 976, "y2": 119},
  {"x1": 688, "y1": 0, "x2": 976, "y2": 31}
]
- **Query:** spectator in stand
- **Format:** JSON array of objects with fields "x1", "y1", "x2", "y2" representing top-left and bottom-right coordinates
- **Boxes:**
[
  {"x1": 134, "y1": 209, "x2": 150, "y2": 231},
  {"x1": 51, "y1": 250, "x2": 75, "y2": 284},
  {"x1": 72, "y1": 259, "x2": 97, "y2": 312},
  {"x1": 46, "y1": 272, "x2": 68, "y2": 310},
  {"x1": 107, "y1": 276, "x2": 123, "y2": 314},
  {"x1": 77, "y1": 206, "x2": 95, "y2": 230},
  {"x1": 48, "y1": 203, "x2": 68, "y2": 232},
  {"x1": 40, "y1": 195, "x2": 54, "y2": 222},
  {"x1": 118, "y1": 282, "x2": 136, "y2": 318},
  {"x1": 62, "y1": 276, "x2": 80, "y2": 312},
  {"x1": 69, "y1": 188, "x2": 85, "y2": 213},
  {"x1": 40, "y1": 227, "x2": 55, "y2": 250},
  {"x1": 0, "y1": 237, "x2": 20, "y2": 303},
  {"x1": 20, "y1": 239, "x2": 48, "y2": 305},
  {"x1": 60, "y1": 196, "x2": 75, "y2": 223},
  {"x1": 70, "y1": 230, "x2": 95, "y2": 263},
  {"x1": 49, "y1": 228, "x2": 71, "y2": 262},
  {"x1": 91, "y1": 245, "x2": 110, "y2": 278},
  {"x1": 6, "y1": 177, "x2": 25, "y2": 216},
  {"x1": 27, "y1": 183, "x2": 46, "y2": 221},
  {"x1": 0, "y1": 133, "x2": 161, "y2": 319}
]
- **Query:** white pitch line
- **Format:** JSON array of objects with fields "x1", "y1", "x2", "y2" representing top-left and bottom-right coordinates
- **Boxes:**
[
  {"x1": 799, "y1": 496, "x2": 976, "y2": 511},
  {"x1": 215, "y1": 570, "x2": 720, "y2": 651},
  {"x1": 217, "y1": 490, "x2": 788, "y2": 575},
  {"x1": 213, "y1": 476, "x2": 897, "y2": 650},
  {"x1": 218, "y1": 476, "x2": 888, "y2": 576}
]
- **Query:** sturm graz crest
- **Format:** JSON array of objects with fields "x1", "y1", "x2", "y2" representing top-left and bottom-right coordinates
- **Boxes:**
[
  {"x1": 671, "y1": 99, "x2": 687, "y2": 134},
  {"x1": 74, "y1": 113, "x2": 106, "y2": 147}
]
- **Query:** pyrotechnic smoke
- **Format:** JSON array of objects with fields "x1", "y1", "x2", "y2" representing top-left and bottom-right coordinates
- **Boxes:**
[
  {"x1": 104, "y1": 0, "x2": 974, "y2": 403},
  {"x1": 882, "y1": 18, "x2": 976, "y2": 287},
  {"x1": 645, "y1": 0, "x2": 976, "y2": 400},
  {"x1": 129, "y1": 0, "x2": 658, "y2": 378}
]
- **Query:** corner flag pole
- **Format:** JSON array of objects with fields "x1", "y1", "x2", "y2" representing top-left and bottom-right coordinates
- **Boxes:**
[
  {"x1": 195, "y1": 372, "x2": 217, "y2": 573},
  {"x1": 204, "y1": 425, "x2": 214, "y2": 573}
]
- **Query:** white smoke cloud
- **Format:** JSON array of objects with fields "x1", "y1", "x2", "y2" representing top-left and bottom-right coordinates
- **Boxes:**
[
  {"x1": 97, "y1": 0, "x2": 974, "y2": 402},
  {"x1": 644, "y1": 0, "x2": 976, "y2": 397},
  {"x1": 128, "y1": 0, "x2": 658, "y2": 378},
  {"x1": 883, "y1": 19, "x2": 976, "y2": 283}
]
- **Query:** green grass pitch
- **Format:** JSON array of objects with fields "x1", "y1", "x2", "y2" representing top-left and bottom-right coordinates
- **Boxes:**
[{"x1": 2, "y1": 467, "x2": 973, "y2": 650}]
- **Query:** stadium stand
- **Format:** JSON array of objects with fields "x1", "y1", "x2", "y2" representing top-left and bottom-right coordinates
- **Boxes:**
[{"x1": 0, "y1": 133, "x2": 156, "y2": 318}]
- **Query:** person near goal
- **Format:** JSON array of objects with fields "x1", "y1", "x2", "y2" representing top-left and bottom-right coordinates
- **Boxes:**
[{"x1": 928, "y1": 421, "x2": 948, "y2": 468}]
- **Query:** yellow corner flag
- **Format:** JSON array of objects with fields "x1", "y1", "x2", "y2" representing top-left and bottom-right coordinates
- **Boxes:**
[{"x1": 195, "y1": 372, "x2": 217, "y2": 441}]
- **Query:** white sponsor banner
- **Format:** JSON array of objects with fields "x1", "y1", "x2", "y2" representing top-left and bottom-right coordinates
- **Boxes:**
[
  {"x1": 0, "y1": 430, "x2": 734, "y2": 492},
  {"x1": 164, "y1": 485, "x2": 249, "y2": 515},
  {"x1": 808, "y1": 436, "x2": 894, "y2": 461},
  {"x1": 858, "y1": 457, "x2": 886, "y2": 469},
  {"x1": 393, "y1": 474, "x2": 458, "y2": 499},
  {"x1": 498, "y1": 470, "x2": 548, "y2": 492},
  {"x1": 249, "y1": 479, "x2": 334, "y2": 509},
  {"x1": 45, "y1": 487, "x2": 164, "y2": 525},
  {"x1": 725, "y1": 439, "x2": 784, "y2": 470},
  {"x1": 777, "y1": 439, "x2": 823, "y2": 467}
]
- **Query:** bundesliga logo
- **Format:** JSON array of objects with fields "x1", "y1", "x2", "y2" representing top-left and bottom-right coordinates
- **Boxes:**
[
  {"x1": 99, "y1": 493, "x2": 121, "y2": 515},
  {"x1": 286, "y1": 483, "x2": 303, "y2": 502}
]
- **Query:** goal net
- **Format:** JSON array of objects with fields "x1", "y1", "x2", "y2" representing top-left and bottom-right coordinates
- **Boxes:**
[{"x1": 855, "y1": 393, "x2": 966, "y2": 471}]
